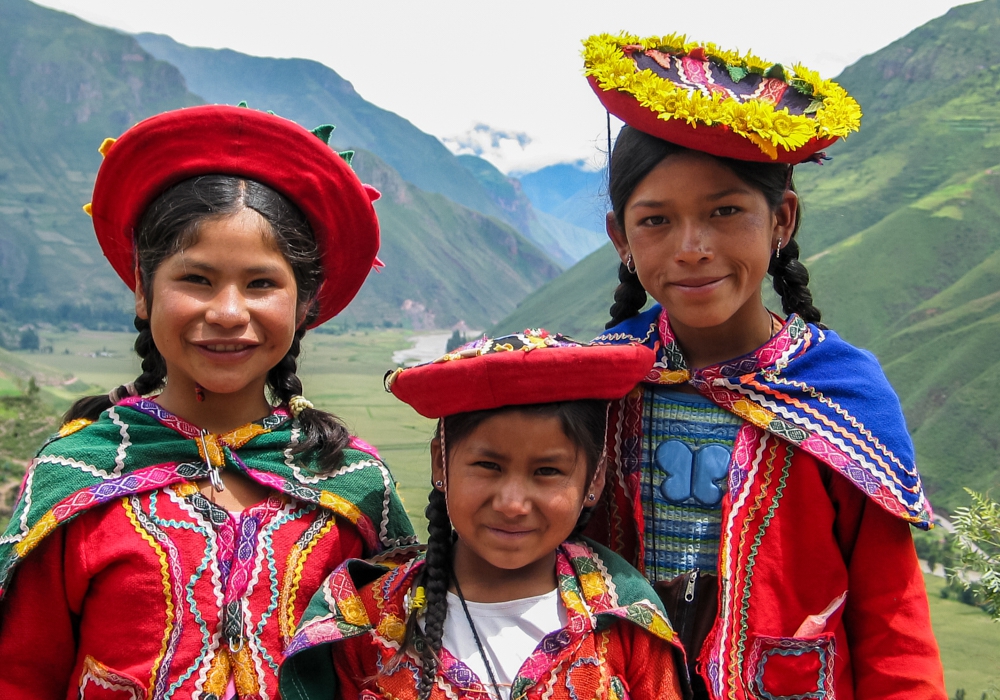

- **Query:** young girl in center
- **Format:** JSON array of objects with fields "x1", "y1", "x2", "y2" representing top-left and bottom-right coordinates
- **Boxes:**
[
  {"x1": 0, "y1": 104, "x2": 415, "y2": 698},
  {"x1": 281, "y1": 331, "x2": 685, "y2": 700}
]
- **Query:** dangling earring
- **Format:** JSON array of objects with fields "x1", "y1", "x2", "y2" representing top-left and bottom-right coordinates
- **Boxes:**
[
  {"x1": 626, "y1": 253, "x2": 636, "y2": 274},
  {"x1": 194, "y1": 383, "x2": 206, "y2": 402},
  {"x1": 774, "y1": 238, "x2": 783, "y2": 260}
]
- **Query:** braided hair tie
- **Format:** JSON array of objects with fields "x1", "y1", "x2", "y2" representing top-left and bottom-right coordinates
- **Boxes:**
[
  {"x1": 288, "y1": 395, "x2": 314, "y2": 418},
  {"x1": 107, "y1": 382, "x2": 136, "y2": 404}
]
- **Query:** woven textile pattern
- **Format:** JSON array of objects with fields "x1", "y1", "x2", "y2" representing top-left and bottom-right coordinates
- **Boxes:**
[
  {"x1": 641, "y1": 387, "x2": 741, "y2": 581},
  {"x1": 282, "y1": 539, "x2": 684, "y2": 700}
]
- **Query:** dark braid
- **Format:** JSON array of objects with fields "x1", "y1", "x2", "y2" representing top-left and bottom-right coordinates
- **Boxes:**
[
  {"x1": 606, "y1": 126, "x2": 824, "y2": 328},
  {"x1": 392, "y1": 487, "x2": 454, "y2": 699},
  {"x1": 63, "y1": 316, "x2": 167, "y2": 422},
  {"x1": 767, "y1": 228, "x2": 823, "y2": 326},
  {"x1": 266, "y1": 325, "x2": 352, "y2": 471},
  {"x1": 607, "y1": 262, "x2": 648, "y2": 329}
]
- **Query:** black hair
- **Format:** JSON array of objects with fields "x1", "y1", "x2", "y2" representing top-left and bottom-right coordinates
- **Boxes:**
[
  {"x1": 605, "y1": 126, "x2": 822, "y2": 329},
  {"x1": 397, "y1": 400, "x2": 607, "y2": 699},
  {"x1": 64, "y1": 175, "x2": 351, "y2": 470}
]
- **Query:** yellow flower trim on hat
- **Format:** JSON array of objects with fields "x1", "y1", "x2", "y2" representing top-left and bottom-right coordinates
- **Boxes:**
[{"x1": 582, "y1": 33, "x2": 861, "y2": 158}]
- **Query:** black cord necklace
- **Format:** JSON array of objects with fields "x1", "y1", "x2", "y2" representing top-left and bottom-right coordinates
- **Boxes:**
[{"x1": 452, "y1": 574, "x2": 505, "y2": 700}]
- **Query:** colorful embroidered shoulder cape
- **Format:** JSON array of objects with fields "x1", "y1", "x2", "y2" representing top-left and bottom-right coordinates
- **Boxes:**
[
  {"x1": 593, "y1": 305, "x2": 930, "y2": 527},
  {"x1": 0, "y1": 396, "x2": 417, "y2": 597},
  {"x1": 280, "y1": 538, "x2": 681, "y2": 700}
]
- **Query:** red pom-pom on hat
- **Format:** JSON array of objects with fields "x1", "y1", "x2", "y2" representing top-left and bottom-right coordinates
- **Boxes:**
[{"x1": 387, "y1": 330, "x2": 656, "y2": 418}]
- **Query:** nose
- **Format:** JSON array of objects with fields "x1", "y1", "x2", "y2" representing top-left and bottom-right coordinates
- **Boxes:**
[
  {"x1": 205, "y1": 284, "x2": 251, "y2": 328},
  {"x1": 674, "y1": 219, "x2": 712, "y2": 265},
  {"x1": 492, "y1": 477, "x2": 532, "y2": 518}
]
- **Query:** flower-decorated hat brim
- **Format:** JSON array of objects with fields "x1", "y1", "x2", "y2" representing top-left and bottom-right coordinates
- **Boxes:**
[
  {"x1": 389, "y1": 342, "x2": 656, "y2": 419},
  {"x1": 588, "y1": 75, "x2": 839, "y2": 164},
  {"x1": 583, "y1": 34, "x2": 861, "y2": 164},
  {"x1": 91, "y1": 105, "x2": 381, "y2": 328}
]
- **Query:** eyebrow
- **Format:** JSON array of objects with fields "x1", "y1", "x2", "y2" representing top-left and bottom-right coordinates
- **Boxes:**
[
  {"x1": 179, "y1": 260, "x2": 285, "y2": 276},
  {"x1": 629, "y1": 187, "x2": 753, "y2": 210}
]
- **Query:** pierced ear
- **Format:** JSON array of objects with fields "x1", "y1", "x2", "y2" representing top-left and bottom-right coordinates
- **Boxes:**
[
  {"x1": 605, "y1": 212, "x2": 631, "y2": 266},
  {"x1": 134, "y1": 269, "x2": 149, "y2": 320},
  {"x1": 774, "y1": 190, "x2": 798, "y2": 241},
  {"x1": 430, "y1": 437, "x2": 446, "y2": 490},
  {"x1": 587, "y1": 457, "x2": 608, "y2": 506}
]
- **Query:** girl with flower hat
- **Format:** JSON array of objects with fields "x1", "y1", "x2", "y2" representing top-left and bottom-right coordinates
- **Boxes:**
[
  {"x1": 280, "y1": 331, "x2": 685, "y2": 700},
  {"x1": 0, "y1": 105, "x2": 415, "y2": 698},
  {"x1": 580, "y1": 33, "x2": 946, "y2": 699}
]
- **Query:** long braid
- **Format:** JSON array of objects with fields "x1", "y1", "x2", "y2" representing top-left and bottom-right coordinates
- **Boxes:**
[
  {"x1": 62, "y1": 316, "x2": 167, "y2": 422},
  {"x1": 266, "y1": 326, "x2": 351, "y2": 472},
  {"x1": 768, "y1": 237, "x2": 824, "y2": 326},
  {"x1": 606, "y1": 262, "x2": 648, "y2": 329},
  {"x1": 416, "y1": 486, "x2": 453, "y2": 700}
]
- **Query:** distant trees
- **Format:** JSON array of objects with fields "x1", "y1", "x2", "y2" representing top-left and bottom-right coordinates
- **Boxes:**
[
  {"x1": 446, "y1": 330, "x2": 467, "y2": 353},
  {"x1": 18, "y1": 328, "x2": 39, "y2": 351}
]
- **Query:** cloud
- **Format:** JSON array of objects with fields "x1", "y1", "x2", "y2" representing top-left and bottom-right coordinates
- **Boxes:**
[{"x1": 442, "y1": 123, "x2": 533, "y2": 159}]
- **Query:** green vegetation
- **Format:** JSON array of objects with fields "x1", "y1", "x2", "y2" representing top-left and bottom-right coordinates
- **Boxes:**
[{"x1": 953, "y1": 491, "x2": 1000, "y2": 620}]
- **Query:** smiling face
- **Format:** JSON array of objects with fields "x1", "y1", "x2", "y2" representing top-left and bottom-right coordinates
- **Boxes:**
[
  {"x1": 431, "y1": 410, "x2": 604, "y2": 593},
  {"x1": 136, "y1": 208, "x2": 300, "y2": 412},
  {"x1": 608, "y1": 150, "x2": 796, "y2": 335}
]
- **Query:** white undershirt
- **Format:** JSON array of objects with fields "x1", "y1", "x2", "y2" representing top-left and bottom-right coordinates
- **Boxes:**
[{"x1": 440, "y1": 588, "x2": 567, "y2": 700}]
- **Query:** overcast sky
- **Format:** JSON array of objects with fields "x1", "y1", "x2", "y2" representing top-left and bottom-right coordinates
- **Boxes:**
[{"x1": 36, "y1": 0, "x2": 973, "y2": 173}]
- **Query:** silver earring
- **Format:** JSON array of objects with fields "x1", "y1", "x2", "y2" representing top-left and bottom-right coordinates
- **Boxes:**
[
  {"x1": 625, "y1": 253, "x2": 636, "y2": 274},
  {"x1": 587, "y1": 493, "x2": 596, "y2": 501},
  {"x1": 434, "y1": 480, "x2": 443, "y2": 488},
  {"x1": 774, "y1": 238, "x2": 783, "y2": 259}
]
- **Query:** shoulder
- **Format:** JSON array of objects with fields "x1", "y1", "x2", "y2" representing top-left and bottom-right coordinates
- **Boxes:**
[
  {"x1": 562, "y1": 538, "x2": 676, "y2": 643},
  {"x1": 593, "y1": 305, "x2": 662, "y2": 346}
]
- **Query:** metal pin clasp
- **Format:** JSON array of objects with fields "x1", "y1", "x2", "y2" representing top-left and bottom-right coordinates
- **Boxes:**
[{"x1": 199, "y1": 430, "x2": 225, "y2": 493}]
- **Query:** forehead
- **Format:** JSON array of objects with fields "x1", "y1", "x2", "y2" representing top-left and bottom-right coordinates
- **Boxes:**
[
  {"x1": 174, "y1": 209, "x2": 280, "y2": 257},
  {"x1": 456, "y1": 411, "x2": 576, "y2": 455},
  {"x1": 632, "y1": 151, "x2": 754, "y2": 202}
]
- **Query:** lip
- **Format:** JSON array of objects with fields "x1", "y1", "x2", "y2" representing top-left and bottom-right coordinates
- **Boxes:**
[
  {"x1": 485, "y1": 525, "x2": 535, "y2": 540},
  {"x1": 191, "y1": 340, "x2": 260, "y2": 362},
  {"x1": 670, "y1": 276, "x2": 727, "y2": 292}
]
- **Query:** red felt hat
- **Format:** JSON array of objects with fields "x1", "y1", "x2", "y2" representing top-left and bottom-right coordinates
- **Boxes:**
[
  {"x1": 583, "y1": 33, "x2": 862, "y2": 163},
  {"x1": 89, "y1": 104, "x2": 382, "y2": 328},
  {"x1": 386, "y1": 330, "x2": 656, "y2": 419}
]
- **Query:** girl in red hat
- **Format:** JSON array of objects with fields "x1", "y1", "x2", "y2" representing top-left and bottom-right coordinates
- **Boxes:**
[
  {"x1": 280, "y1": 331, "x2": 685, "y2": 700},
  {"x1": 581, "y1": 33, "x2": 946, "y2": 700},
  {"x1": 0, "y1": 105, "x2": 415, "y2": 699}
]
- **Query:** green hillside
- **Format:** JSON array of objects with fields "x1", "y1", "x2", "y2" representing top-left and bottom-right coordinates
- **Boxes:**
[
  {"x1": 0, "y1": 0, "x2": 559, "y2": 332},
  {"x1": 491, "y1": 0, "x2": 1000, "y2": 512},
  {"x1": 345, "y1": 151, "x2": 560, "y2": 328},
  {"x1": 0, "y1": 0, "x2": 201, "y2": 325}
]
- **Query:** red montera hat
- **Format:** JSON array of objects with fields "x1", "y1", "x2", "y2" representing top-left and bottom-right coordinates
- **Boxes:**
[
  {"x1": 583, "y1": 33, "x2": 862, "y2": 163},
  {"x1": 386, "y1": 330, "x2": 656, "y2": 418},
  {"x1": 88, "y1": 104, "x2": 382, "y2": 327}
]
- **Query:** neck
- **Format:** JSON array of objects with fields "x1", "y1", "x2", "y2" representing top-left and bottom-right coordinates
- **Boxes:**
[
  {"x1": 451, "y1": 540, "x2": 558, "y2": 603},
  {"x1": 670, "y1": 299, "x2": 776, "y2": 370},
  {"x1": 155, "y1": 378, "x2": 273, "y2": 434}
]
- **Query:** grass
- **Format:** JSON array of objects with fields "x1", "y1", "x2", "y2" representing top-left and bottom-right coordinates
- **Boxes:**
[
  {"x1": 924, "y1": 572, "x2": 1000, "y2": 698},
  {"x1": 2, "y1": 328, "x2": 999, "y2": 691}
]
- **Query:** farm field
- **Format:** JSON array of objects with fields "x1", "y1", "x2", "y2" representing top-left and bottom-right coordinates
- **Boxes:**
[{"x1": 1, "y1": 328, "x2": 998, "y2": 695}]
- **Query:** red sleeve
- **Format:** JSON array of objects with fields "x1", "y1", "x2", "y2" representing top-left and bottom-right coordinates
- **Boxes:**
[
  {"x1": 829, "y1": 474, "x2": 947, "y2": 700},
  {"x1": 0, "y1": 526, "x2": 81, "y2": 699},
  {"x1": 617, "y1": 624, "x2": 684, "y2": 700}
]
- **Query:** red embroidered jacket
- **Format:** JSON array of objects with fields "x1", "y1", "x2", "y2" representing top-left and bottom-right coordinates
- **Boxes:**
[{"x1": 587, "y1": 307, "x2": 947, "y2": 700}]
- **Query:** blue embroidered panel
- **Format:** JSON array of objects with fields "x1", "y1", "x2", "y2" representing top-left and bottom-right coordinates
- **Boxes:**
[{"x1": 641, "y1": 387, "x2": 741, "y2": 581}]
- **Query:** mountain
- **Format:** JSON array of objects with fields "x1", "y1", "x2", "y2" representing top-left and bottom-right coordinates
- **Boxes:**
[
  {"x1": 344, "y1": 150, "x2": 560, "y2": 328},
  {"x1": 518, "y1": 163, "x2": 608, "y2": 236},
  {"x1": 455, "y1": 155, "x2": 606, "y2": 267},
  {"x1": 133, "y1": 33, "x2": 586, "y2": 267},
  {"x1": 0, "y1": 0, "x2": 559, "y2": 331},
  {"x1": 491, "y1": 0, "x2": 1000, "y2": 511},
  {"x1": 0, "y1": 0, "x2": 201, "y2": 326}
]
